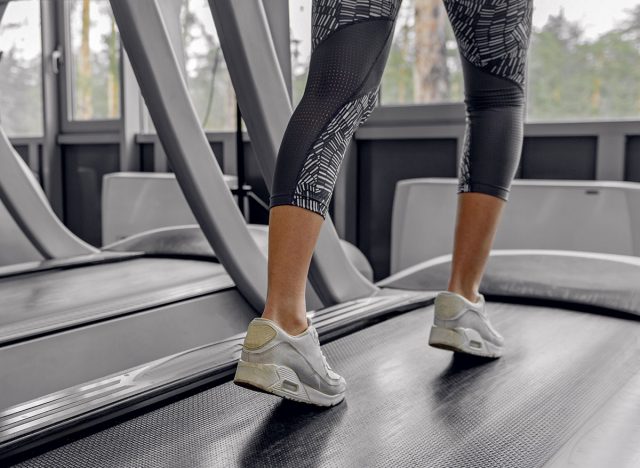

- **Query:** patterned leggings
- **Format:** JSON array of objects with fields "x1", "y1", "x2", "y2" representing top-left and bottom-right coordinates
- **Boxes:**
[{"x1": 270, "y1": 0, "x2": 534, "y2": 218}]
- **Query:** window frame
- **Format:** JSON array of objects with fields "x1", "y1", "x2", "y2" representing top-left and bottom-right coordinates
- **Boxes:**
[
  {"x1": 0, "y1": 0, "x2": 46, "y2": 138},
  {"x1": 57, "y1": 0, "x2": 122, "y2": 134}
]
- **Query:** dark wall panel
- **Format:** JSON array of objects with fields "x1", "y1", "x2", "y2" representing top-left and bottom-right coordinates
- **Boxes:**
[
  {"x1": 625, "y1": 135, "x2": 640, "y2": 182},
  {"x1": 243, "y1": 142, "x2": 270, "y2": 225},
  {"x1": 357, "y1": 139, "x2": 458, "y2": 280},
  {"x1": 13, "y1": 145, "x2": 29, "y2": 163},
  {"x1": 63, "y1": 144, "x2": 119, "y2": 246},
  {"x1": 140, "y1": 143, "x2": 154, "y2": 172},
  {"x1": 520, "y1": 136, "x2": 597, "y2": 180},
  {"x1": 211, "y1": 142, "x2": 224, "y2": 167},
  {"x1": 138, "y1": 141, "x2": 223, "y2": 173}
]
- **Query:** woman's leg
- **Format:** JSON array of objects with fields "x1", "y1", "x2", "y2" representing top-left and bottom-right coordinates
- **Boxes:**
[
  {"x1": 429, "y1": 0, "x2": 533, "y2": 357},
  {"x1": 264, "y1": 0, "x2": 401, "y2": 334},
  {"x1": 448, "y1": 193, "x2": 505, "y2": 303},
  {"x1": 234, "y1": 0, "x2": 401, "y2": 406},
  {"x1": 261, "y1": 205, "x2": 323, "y2": 336}
]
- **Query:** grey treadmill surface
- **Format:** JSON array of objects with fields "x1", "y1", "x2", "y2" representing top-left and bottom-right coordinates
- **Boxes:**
[
  {"x1": 16, "y1": 302, "x2": 640, "y2": 467},
  {"x1": 382, "y1": 251, "x2": 640, "y2": 315},
  {"x1": 0, "y1": 257, "x2": 234, "y2": 345}
]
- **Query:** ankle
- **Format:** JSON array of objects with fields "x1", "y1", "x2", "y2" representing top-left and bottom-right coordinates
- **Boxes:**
[
  {"x1": 447, "y1": 286, "x2": 481, "y2": 304},
  {"x1": 262, "y1": 307, "x2": 308, "y2": 336}
]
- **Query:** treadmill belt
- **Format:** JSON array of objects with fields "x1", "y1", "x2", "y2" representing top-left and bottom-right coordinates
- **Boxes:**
[{"x1": 17, "y1": 303, "x2": 640, "y2": 467}]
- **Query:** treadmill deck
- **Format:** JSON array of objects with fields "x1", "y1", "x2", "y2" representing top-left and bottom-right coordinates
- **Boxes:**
[
  {"x1": 17, "y1": 302, "x2": 640, "y2": 467},
  {"x1": 0, "y1": 257, "x2": 233, "y2": 345}
]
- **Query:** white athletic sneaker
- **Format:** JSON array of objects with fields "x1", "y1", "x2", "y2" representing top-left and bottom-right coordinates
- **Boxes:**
[
  {"x1": 428, "y1": 291, "x2": 504, "y2": 358},
  {"x1": 234, "y1": 318, "x2": 346, "y2": 407}
]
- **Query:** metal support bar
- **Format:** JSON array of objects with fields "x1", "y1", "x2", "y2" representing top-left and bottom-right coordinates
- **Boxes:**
[
  {"x1": 209, "y1": 0, "x2": 378, "y2": 305},
  {"x1": 119, "y1": 49, "x2": 141, "y2": 172},
  {"x1": 109, "y1": 0, "x2": 268, "y2": 311},
  {"x1": 0, "y1": 2, "x2": 7, "y2": 23},
  {"x1": 157, "y1": 0, "x2": 186, "y2": 77},
  {"x1": 262, "y1": 0, "x2": 292, "y2": 100},
  {"x1": 0, "y1": 127, "x2": 98, "y2": 258}
]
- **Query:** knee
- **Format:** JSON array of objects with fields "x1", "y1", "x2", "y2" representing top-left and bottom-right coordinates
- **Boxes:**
[
  {"x1": 465, "y1": 84, "x2": 525, "y2": 116},
  {"x1": 461, "y1": 54, "x2": 526, "y2": 115},
  {"x1": 303, "y1": 18, "x2": 395, "y2": 107}
]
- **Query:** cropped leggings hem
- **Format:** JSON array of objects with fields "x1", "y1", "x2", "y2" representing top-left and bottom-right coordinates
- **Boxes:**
[
  {"x1": 270, "y1": 193, "x2": 330, "y2": 219},
  {"x1": 459, "y1": 181, "x2": 510, "y2": 202}
]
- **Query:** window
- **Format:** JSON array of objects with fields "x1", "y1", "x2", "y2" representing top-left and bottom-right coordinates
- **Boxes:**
[
  {"x1": 382, "y1": 0, "x2": 640, "y2": 119},
  {"x1": 0, "y1": 0, "x2": 43, "y2": 137},
  {"x1": 289, "y1": 0, "x2": 312, "y2": 106},
  {"x1": 527, "y1": 0, "x2": 640, "y2": 121},
  {"x1": 66, "y1": 0, "x2": 120, "y2": 121},
  {"x1": 381, "y1": 1, "x2": 462, "y2": 105},
  {"x1": 289, "y1": 0, "x2": 640, "y2": 121},
  {"x1": 287, "y1": 0, "x2": 463, "y2": 107},
  {"x1": 180, "y1": 0, "x2": 235, "y2": 132}
]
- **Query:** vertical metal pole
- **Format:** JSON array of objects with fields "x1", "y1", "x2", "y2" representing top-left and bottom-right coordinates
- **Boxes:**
[
  {"x1": 235, "y1": 103, "x2": 246, "y2": 217},
  {"x1": 119, "y1": 49, "x2": 141, "y2": 172},
  {"x1": 40, "y1": 0, "x2": 64, "y2": 217}
]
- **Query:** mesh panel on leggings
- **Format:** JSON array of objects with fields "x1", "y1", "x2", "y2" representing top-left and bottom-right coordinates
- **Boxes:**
[
  {"x1": 270, "y1": 18, "x2": 395, "y2": 216},
  {"x1": 19, "y1": 304, "x2": 640, "y2": 467}
]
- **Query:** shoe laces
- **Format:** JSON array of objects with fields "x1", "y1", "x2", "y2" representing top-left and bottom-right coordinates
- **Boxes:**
[{"x1": 309, "y1": 326, "x2": 334, "y2": 373}]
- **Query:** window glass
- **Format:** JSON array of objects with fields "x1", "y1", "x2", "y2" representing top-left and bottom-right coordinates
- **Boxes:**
[
  {"x1": 381, "y1": 0, "x2": 462, "y2": 105},
  {"x1": 288, "y1": 0, "x2": 640, "y2": 121},
  {"x1": 289, "y1": 0, "x2": 312, "y2": 106},
  {"x1": 67, "y1": 0, "x2": 121, "y2": 121},
  {"x1": 181, "y1": 0, "x2": 235, "y2": 131},
  {"x1": 528, "y1": 0, "x2": 640, "y2": 120},
  {"x1": 0, "y1": 0, "x2": 44, "y2": 137},
  {"x1": 287, "y1": 0, "x2": 462, "y2": 107}
]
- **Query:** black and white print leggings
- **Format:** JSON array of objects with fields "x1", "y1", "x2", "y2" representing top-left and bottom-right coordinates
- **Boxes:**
[{"x1": 270, "y1": 0, "x2": 534, "y2": 218}]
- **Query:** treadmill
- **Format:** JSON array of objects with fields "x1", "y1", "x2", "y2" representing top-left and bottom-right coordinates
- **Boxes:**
[
  {"x1": 0, "y1": 1, "x2": 430, "y2": 463},
  {"x1": 4, "y1": 1, "x2": 640, "y2": 466}
]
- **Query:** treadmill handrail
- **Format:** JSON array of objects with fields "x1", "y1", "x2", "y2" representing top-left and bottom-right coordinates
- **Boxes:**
[
  {"x1": 0, "y1": 128, "x2": 98, "y2": 259},
  {"x1": 109, "y1": 0, "x2": 269, "y2": 311},
  {"x1": 209, "y1": 0, "x2": 379, "y2": 305}
]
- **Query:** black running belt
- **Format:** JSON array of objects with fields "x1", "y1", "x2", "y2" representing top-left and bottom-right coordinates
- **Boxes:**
[{"x1": 18, "y1": 303, "x2": 640, "y2": 467}]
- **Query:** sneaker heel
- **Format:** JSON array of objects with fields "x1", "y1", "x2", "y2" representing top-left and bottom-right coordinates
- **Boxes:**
[
  {"x1": 234, "y1": 361, "x2": 308, "y2": 401},
  {"x1": 429, "y1": 326, "x2": 466, "y2": 351},
  {"x1": 234, "y1": 360, "x2": 280, "y2": 392}
]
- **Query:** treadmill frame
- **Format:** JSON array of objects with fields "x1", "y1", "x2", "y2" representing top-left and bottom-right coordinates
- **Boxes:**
[
  {"x1": 0, "y1": 2, "x2": 432, "y2": 461},
  {"x1": 0, "y1": 291, "x2": 433, "y2": 462}
]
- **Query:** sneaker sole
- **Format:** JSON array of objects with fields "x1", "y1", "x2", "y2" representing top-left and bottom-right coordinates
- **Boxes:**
[
  {"x1": 428, "y1": 325, "x2": 503, "y2": 358},
  {"x1": 233, "y1": 360, "x2": 345, "y2": 407}
]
